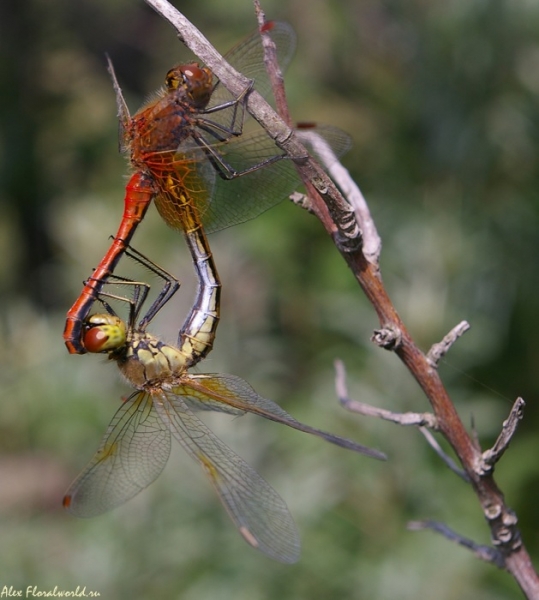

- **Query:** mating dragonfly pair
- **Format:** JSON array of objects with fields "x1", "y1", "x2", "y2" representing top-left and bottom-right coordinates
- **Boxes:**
[{"x1": 63, "y1": 22, "x2": 385, "y2": 564}]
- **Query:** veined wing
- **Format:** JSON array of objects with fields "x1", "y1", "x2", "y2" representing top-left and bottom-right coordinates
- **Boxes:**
[
  {"x1": 205, "y1": 21, "x2": 296, "y2": 122},
  {"x1": 152, "y1": 390, "x2": 300, "y2": 564},
  {"x1": 178, "y1": 374, "x2": 386, "y2": 460},
  {"x1": 63, "y1": 392, "x2": 171, "y2": 517},
  {"x1": 183, "y1": 395, "x2": 246, "y2": 416},
  {"x1": 170, "y1": 125, "x2": 351, "y2": 233},
  {"x1": 148, "y1": 150, "x2": 216, "y2": 233}
]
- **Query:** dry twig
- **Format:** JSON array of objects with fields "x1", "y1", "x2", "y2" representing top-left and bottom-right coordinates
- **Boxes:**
[
  {"x1": 408, "y1": 520, "x2": 506, "y2": 568},
  {"x1": 481, "y1": 398, "x2": 525, "y2": 471},
  {"x1": 427, "y1": 320, "x2": 471, "y2": 367}
]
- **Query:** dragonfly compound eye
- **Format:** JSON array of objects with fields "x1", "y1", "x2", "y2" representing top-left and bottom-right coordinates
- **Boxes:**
[
  {"x1": 165, "y1": 67, "x2": 182, "y2": 91},
  {"x1": 83, "y1": 315, "x2": 127, "y2": 353},
  {"x1": 177, "y1": 63, "x2": 213, "y2": 108}
]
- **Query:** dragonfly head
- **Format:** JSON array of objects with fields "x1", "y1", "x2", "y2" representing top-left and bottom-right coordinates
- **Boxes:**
[
  {"x1": 165, "y1": 63, "x2": 213, "y2": 109},
  {"x1": 83, "y1": 314, "x2": 127, "y2": 353}
]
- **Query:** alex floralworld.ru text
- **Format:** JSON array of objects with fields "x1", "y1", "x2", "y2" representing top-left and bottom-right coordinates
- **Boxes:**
[{"x1": 1, "y1": 586, "x2": 100, "y2": 598}]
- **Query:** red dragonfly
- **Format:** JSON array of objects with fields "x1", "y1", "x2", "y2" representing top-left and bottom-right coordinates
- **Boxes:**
[
  {"x1": 64, "y1": 22, "x2": 350, "y2": 354},
  {"x1": 63, "y1": 249, "x2": 385, "y2": 563}
]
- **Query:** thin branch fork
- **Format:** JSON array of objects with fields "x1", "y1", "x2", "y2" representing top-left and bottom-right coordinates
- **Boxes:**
[
  {"x1": 253, "y1": 5, "x2": 352, "y2": 244},
  {"x1": 337, "y1": 350, "x2": 530, "y2": 583},
  {"x1": 143, "y1": 1, "x2": 538, "y2": 596},
  {"x1": 342, "y1": 254, "x2": 536, "y2": 594},
  {"x1": 337, "y1": 361, "x2": 529, "y2": 567}
]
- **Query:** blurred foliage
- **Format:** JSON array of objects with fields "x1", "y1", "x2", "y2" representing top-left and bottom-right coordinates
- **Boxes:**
[{"x1": 1, "y1": 0, "x2": 539, "y2": 597}]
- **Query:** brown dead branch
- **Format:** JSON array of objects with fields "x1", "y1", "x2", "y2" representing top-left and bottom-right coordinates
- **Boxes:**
[{"x1": 143, "y1": 0, "x2": 539, "y2": 596}]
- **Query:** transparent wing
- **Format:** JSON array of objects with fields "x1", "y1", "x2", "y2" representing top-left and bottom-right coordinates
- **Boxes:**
[
  {"x1": 188, "y1": 22, "x2": 351, "y2": 232},
  {"x1": 64, "y1": 392, "x2": 171, "y2": 517},
  {"x1": 199, "y1": 130, "x2": 308, "y2": 233},
  {"x1": 169, "y1": 125, "x2": 352, "y2": 233},
  {"x1": 179, "y1": 374, "x2": 386, "y2": 460},
  {"x1": 206, "y1": 21, "x2": 297, "y2": 117},
  {"x1": 153, "y1": 390, "x2": 300, "y2": 564},
  {"x1": 183, "y1": 395, "x2": 245, "y2": 416}
]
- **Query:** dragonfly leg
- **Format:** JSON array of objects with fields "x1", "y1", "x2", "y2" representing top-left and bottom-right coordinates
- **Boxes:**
[
  {"x1": 201, "y1": 79, "x2": 254, "y2": 137},
  {"x1": 190, "y1": 128, "x2": 287, "y2": 181},
  {"x1": 122, "y1": 246, "x2": 181, "y2": 330},
  {"x1": 84, "y1": 274, "x2": 151, "y2": 329},
  {"x1": 87, "y1": 246, "x2": 181, "y2": 332}
]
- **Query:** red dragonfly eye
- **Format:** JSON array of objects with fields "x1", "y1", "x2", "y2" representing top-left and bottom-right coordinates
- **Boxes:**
[
  {"x1": 82, "y1": 314, "x2": 126, "y2": 353},
  {"x1": 165, "y1": 63, "x2": 213, "y2": 108}
]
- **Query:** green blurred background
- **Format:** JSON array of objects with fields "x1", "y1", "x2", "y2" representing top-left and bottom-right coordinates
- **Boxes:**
[{"x1": 1, "y1": 0, "x2": 539, "y2": 597}]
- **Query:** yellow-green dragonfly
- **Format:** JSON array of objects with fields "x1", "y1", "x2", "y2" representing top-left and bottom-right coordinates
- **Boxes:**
[{"x1": 64, "y1": 249, "x2": 385, "y2": 563}]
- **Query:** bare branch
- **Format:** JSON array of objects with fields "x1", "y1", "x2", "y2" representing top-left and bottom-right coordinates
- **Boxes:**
[
  {"x1": 335, "y1": 359, "x2": 437, "y2": 427},
  {"x1": 253, "y1": 0, "x2": 291, "y2": 126},
  {"x1": 408, "y1": 520, "x2": 506, "y2": 569},
  {"x1": 255, "y1": 7, "x2": 372, "y2": 260},
  {"x1": 418, "y1": 427, "x2": 470, "y2": 482},
  {"x1": 427, "y1": 321, "x2": 471, "y2": 367},
  {"x1": 335, "y1": 359, "x2": 468, "y2": 481},
  {"x1": 327, "y1": 156, "x2": 381, "y2": 264},
  {"x1": 480, "y1": 398, "x2": 525, "y2": 471}
]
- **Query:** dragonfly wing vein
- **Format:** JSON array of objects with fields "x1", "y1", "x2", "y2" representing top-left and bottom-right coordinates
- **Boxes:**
[
  {"x1": 153, "y1": 390, "x2": 300, "y2": 563},
  {"x1": 64, "y1": 392, "x2": 171, "y2": 517}
]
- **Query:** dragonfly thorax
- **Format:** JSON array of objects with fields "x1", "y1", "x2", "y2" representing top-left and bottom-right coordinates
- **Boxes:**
[
  {"x1": 83, "y1": 314, "x2": 190, "y2": 387},
  {"x1": 126, "y1": 64, "x2": 212, "y2": 162},
  {"x1": 118, "y1": 332, "x2": 190, "y2": 389}
]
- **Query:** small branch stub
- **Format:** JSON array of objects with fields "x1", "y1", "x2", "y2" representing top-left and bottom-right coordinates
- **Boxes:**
[
  {"x1": 479, "y1": 397, "x2": 525, "y2": 473},
  {"x1": 427, "y1": 321, "x2": 470, "y2": 367},
  {"x1": 484, "y1": 503, "x2": 522, "y2": 553},
  {"x1": 371, "y1": 325, "x2": 402, "y2": 350}
]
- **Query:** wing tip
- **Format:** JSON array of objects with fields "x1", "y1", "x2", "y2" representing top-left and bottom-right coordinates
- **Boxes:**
[{"x1": 239, "y1": 526, "x2": 301, "y2": 564}]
